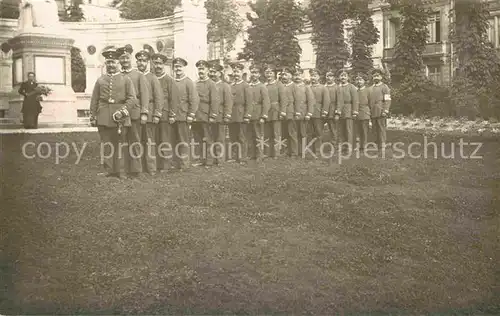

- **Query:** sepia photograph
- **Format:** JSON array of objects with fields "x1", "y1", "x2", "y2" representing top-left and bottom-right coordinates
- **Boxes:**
[{"x1": 0, "y1": 0, "x2": 499, "y2": 314}]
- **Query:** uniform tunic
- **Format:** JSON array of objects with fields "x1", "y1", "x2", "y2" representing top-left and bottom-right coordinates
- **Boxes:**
[
  {"x1": 121, "y1": 68, "x2": 149, "y2": 120},
  {"x1": 336, "y1": 83, "x2": 359, "y2": 118},
  {"x1": 310, "y1": 83, "x2": 330, "y2": 119},
  {"x1": 325, "y1": 83, "x2": 342, "y2": 118},
  {"x1": 214, "y1": 80, "x2": 233, "y2": 122},
  {"x1": 90, "y1": 72, "x2": 136, "y2": 127},
  {"x1": 248, "y1": 81, "x2": 271, "y2": 120},
  {"x1": 357, "y1": 86, "x2": 371, "y2": 120},
  {"x1": 230, "y1": 80, "x2": 253, "y2": 123},
  {"x1": 156, "y1": 72, "x2": 179, "y2": 121},
  {"x1": 266, "y1": 80, "x2": 287, "y2": 121},
  {"x1": 174, "y1": 76, "x2": 199, "y2": 121},
  {"x1": 142, "y1": 71, "x2": 164, "y2": 122},
  {"x1": 292, "y1": 83, "x2": 315, "y2": 118},
  {"x1": 369, "y1": 83, "x2": 391, "y2": 118},
  {"x1": 195, "y1": 78, "x2": 218, "y2": 122}
]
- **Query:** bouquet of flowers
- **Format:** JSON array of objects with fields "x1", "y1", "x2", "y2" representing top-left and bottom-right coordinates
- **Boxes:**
[{"x1": 35, "y1": 85, "x2": 53, "y2": 101}]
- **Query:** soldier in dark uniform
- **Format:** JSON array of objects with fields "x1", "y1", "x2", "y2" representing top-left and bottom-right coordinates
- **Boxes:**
[
  {"x1": 368, "y1": 68, "x2": 391, "y2": 151},
  {"x1": 279, "y1": 68, "x2": 298, "y2": 158},
  {"x1": 117, "y1": 46, "x2": 149, "y2": 178},
  {"x1": 247, "y1": 64, "x2": 270, "y2": 162},
  {"x1": 89, "y1": 48, "x2": 136, "y2": 178},
  {"x1": 193, "y1": 60, "x2": 218, "y2": 167},
  {"x1": 264, "y1": 65, "x2": 287, "y2": 159},
  {"x1": 336, "y1": 69, "x2": 359, "y2": 154},
  {"x1": 151, "y1": 53, "x2": 180, "y2": 172},
  {"x1": 172, "y1": 57, "x2": 199, "y2": 170},
  {"x1": 135, "y1": 49, "x2": 164, "y2": 175},
  {"x1": 229, "y1": 62, "x2": 252, "y2": 164},
  {"x1": 209, "y1": 62, "x2": 233, "y2": 165},
  {"x1": 18, "y1": 72, "x2": 42, "y2": 129},
  {"x1": 309, "y1": 68, "x2": 330, "y2": 156}
]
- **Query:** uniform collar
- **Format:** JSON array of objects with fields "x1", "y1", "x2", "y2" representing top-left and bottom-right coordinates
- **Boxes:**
[
  {"x1": 139, "y1": 70, "x2": 150, "y2": 76},
  {"x1": 175, "y1": 75, "x2": 187, "y2": 81},
  {"x1": 340, "y1": 82, "x2": 349, "y2": 86},
  {"x1": 249, "y1": 80, "x2": 261, "y2": 86},
  {"x1": 198, "y1": 77, "x2": 210, "y2": 82},
  {"x1": 267, "y1": 80, "x2": 276, "y2": 85},
  {"x1": 107, "y1": 71, "x2": 120, "y2": 77},
  {"x1": 311, "y1": 82, "x2": 320, "y2": 87},
  {"x1": 283, "y1": 82, "x2": 293, "y2": 87},
  {"x1": 156, "y1": 72, "x2": 167, "y2": 79},
  {"x1": 373, "y1": 82, "x2": 383, "y2": 86},
  {"x1": 233, "y1": 80, "x2": 244, "y2": 85},
  {"x1": 214, "y1": 80, "x2": 222, "y2": 84},
  {"x1": 325, "y1": 82, "x2": 336, "y2": 87},
  {"x1": 359, "y1": 86, "x2": 365, "y2": 90}
]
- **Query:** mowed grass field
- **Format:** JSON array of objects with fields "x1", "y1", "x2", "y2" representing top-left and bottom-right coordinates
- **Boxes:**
[{"x1": 1, "y1": 130, "x2": 499, "y2": 315}]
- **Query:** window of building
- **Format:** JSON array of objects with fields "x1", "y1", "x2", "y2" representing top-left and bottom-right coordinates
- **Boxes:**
[
  {"x1": 384, "y1": 17, "x2": 400, "y2": 48},
  {"x1": 426, "y1": 65, "x2": 442, "y2": 85},
  {"x1": 208, "y1": 41, "x2": 221, "y2": 61},
  {"x1": 427, "y1": 12, "x2": 441, "y2": 43},
  {"x1": 488, "y1": 18, "x2": 495, "y2": 45}
]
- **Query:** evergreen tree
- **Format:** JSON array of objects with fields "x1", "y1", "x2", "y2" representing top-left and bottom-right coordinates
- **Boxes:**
[
  {"x1": 309, "y1": 0, "x2": 350, "y2": 73},
  {"x1": 60, "y1": 0, "x2": 84, "y2": 22},
  {"x1": 205, "y1": 0, "x2": 244, "y2": 58},
  {"x1": 239, "y1": 0, "x2": 304, "y2": 69},
  {"x1": 349, "y1": 0, "x2": 379, "y2": 76},
  {"x1": 450, "y1": 0, "x2": 500, "y2": 119},
  {"x1": 117, "y1": 0, "x2": 181, "y2": 20}
]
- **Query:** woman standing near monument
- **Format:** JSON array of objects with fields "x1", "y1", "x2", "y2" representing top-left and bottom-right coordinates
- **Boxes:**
[{"x1": 18, "y1": 72, "x2": 42, "y2": 129}]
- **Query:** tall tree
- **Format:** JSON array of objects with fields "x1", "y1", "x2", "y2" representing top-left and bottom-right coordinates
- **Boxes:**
[
  {"x1": 450, "y1": 0, "x2": 500, "y2": 119},
  {"x1": 349, "y1": 0, "x2": 379, "y2": 75},
  {"x1": 309, "y1": 0, "x2": 350, "y2": 73},
  {"x1": 60, "y1": 0, "x2": 84, "y2": 22},
  {"x1": 238, "y1": 0, "x2": 304, "y2": 69},
  {"x1": 205, "y1": 0, "x2": 244, "y2": 59},
  {"x1": 389, "y1": 0, "x2": 429, "y2": 85}
]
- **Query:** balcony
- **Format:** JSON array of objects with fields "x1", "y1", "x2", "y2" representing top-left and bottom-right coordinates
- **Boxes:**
[{"x1": 383, "y1": 42, "x2": 445, "y2": 60}]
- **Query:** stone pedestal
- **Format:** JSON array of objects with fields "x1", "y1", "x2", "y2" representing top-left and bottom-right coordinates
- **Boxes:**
[
  {"x1": 173, "y1": 0, "x2": 209, "y2": 80},
  {"x1": 7, "y1": 30, "x2": 78, "y2": 126},
  {"x1": 0, "y1": 50, "x2": 13, "y2": 117}
]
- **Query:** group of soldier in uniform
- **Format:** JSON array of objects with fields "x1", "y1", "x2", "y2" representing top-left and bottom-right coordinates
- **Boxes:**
[{"x1": 89, "y1": 46, "x2": 391, "y2": 179}]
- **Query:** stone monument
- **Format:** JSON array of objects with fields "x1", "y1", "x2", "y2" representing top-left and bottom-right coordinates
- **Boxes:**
[{"x1": 7, "y1": 0, "x2": 78, "y2": 126}]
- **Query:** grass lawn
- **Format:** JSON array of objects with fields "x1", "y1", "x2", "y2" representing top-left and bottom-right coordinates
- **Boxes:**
[{"x1": 1, "y1": 130, "x2": 499, "y2": 315}]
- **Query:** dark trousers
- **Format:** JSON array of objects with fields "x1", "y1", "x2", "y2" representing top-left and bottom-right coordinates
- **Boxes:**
[
  {"x1": 356, "y1": 120, "x2": 370, "y2": 151},
  {"x1": 156, "y1": 121, "x2": 175, "y2": 170},
  {"x1": 296, "y1": 120, "x2": 308, "y2": 157},
  {"x1": 126, "y1": 119, "x2": 143, "y2": 174},
  {"x1": 98, "y1": 125, "x2": 128, "y2": 175},
  {"x1": 23, "y1": 111, "x2": 39, "y2": 129},
  {"x1": 339, "y1": 118, "x2": 354, "y2": 152},
  {"x1": 228, "y1": 122, "x2": 248, "y2": 162},
  {"x1": 247, "y1": 120, "x2": 265, "y2": 159},
  {"x1": 141, "y1": 122, "x2": 157, "y2": 174},
  {"x1": 284, "y1": 119, "x2": 298, "y2": 157},
  {"x1": 308, "y1": 118, "x2": 324, "y2": 155},
  {"x1": 326, "y1": 119, "x2": 338, "y2": 145},
  {"x1": 371, "y1": 117, "x2": 387, "y2": 149},
  {"x1": 265, "y1": 120, "x2": 282, "y2": 157},
  {"x1": 211, "y1": 123, "x2": 227, "y2": 164},
  {"x1": 191, "y1": 121, "x2": 214, "y2": 165},
  {"x1": 174, "y1": 121, "x2": 191, "y2": 169}
]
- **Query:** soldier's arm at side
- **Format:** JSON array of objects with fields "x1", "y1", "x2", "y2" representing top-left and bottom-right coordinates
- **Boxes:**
[
  {"x1": 351, "y1": 85, "x2": 359, "y2": 115},
  {"x1": 306, "y1": 86, "x2": 315, "y2": 116},
  {"x1": 152, "y1": 76, "x2": 164, "y2": 118},
  {"x1": 261, "y1": 85, "x2": 271, "y2": 119},
  {"x1": 382, "y1": 84, "x2": 391, "y2": 113},
  {"x1": 209, "y1": 81, "x2": 219, "y2": 120},
  {"x1": 292, "y1": 85, "x2": 299, "y2": 114},
  {"x1": 124, "y1": 77, "x2": 136, "y2": 111},
  {"x1": 335, "y1": 87, "x2": 343, "y2": 115},
  {"x1": 89, "y1": 80, "x2": 100, "y2": 117},
  {"x1": 187, "y1": 79, "x2": 199, "y2": 117},
  {"x1": 278, "y1": 84, "x2": 287, "y2": 115},
  {"x1": 223, "y1": 84, "x2": 233, "y2": 119},
  {"x1": 139, "y1": 74, "x2": 150, "y2": 115},
  {"x1": 244, "y1": 84, "x2": 253, "y2": 119},
  {"x1": 322, "y1": 86, "x2": 330, "y2": 115}
]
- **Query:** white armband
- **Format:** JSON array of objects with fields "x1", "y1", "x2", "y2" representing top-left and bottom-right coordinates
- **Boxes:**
[{"x1": 383, "y1": 94, "x2": 391, "y2": 101}]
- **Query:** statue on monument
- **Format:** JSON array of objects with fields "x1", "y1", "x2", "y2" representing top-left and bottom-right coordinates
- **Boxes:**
[{"x1": 17, "y1": 0, "x2": 60, "y2": 31}]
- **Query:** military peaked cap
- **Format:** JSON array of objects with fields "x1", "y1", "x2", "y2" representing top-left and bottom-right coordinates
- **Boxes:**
[
  {"x1": 209, "y1": 62, "x2": 224, "y2": 72},
  {"x1": 195, "y1": 60, "x2": 210, "y2": 68},
  {"x1": 336, "y1": 68, "x2": 349, "y2": 77},
  {"x1": 135, "y1": 50, "x2": 150, "y2": 60},
  {"x1": 102, "y1": 47, "x2": 119, "y2": 60},
  {"x1": 151, "y1": 53, "x2": 168, "y2": 64},
  {"x1": 371, "y1": 68, "x2": 384, "y2": 76},
  {"x1": 231, "y1": 62, "x2": 245, "y2": 71},
  {"x1": 117, "y1": 45, "x2": 133, "y2": 57},
  {"x1": 309, "y1": 68, "x2": 320, "y2": 75},
  {"x1": 172, "y1": 57, "x2": 188, "y2": 66}
]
